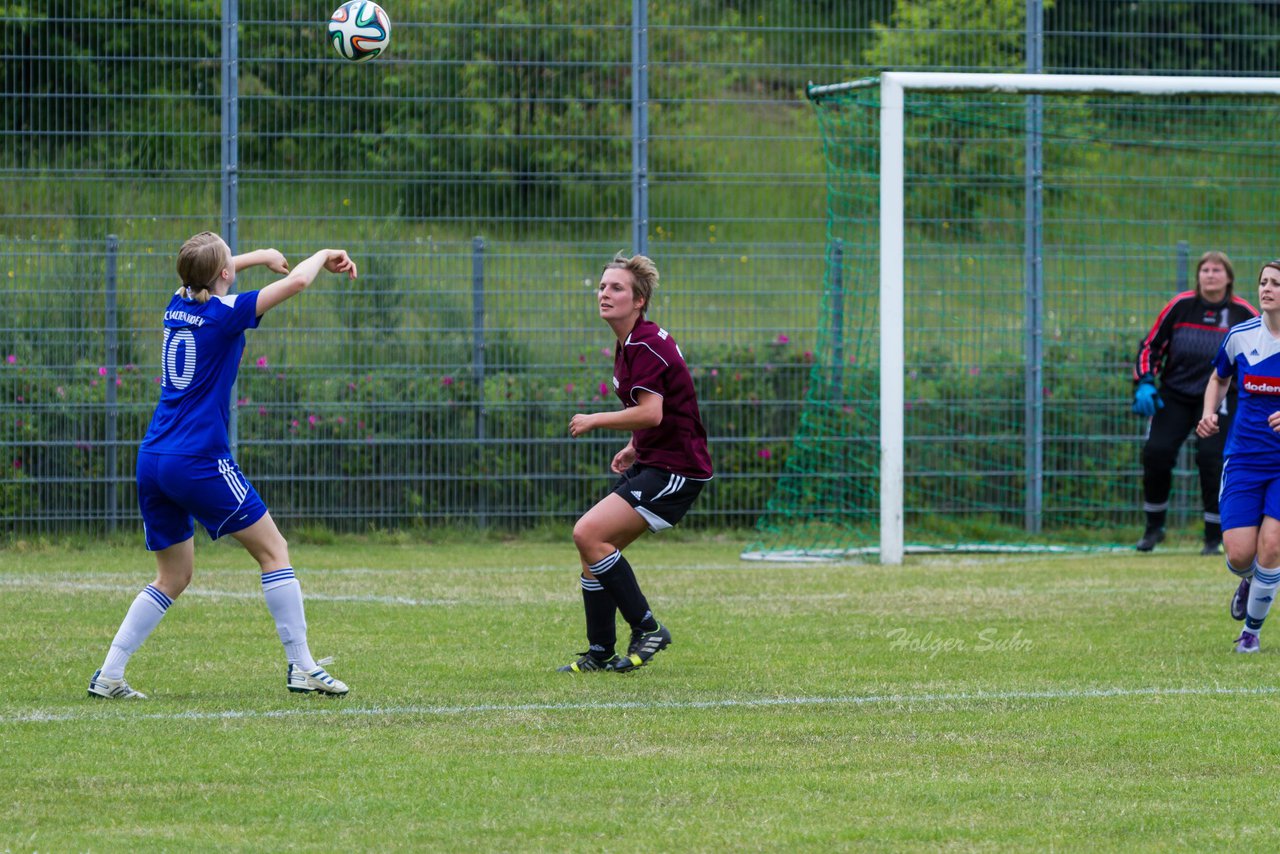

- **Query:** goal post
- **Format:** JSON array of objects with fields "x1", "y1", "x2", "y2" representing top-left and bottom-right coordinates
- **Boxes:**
[{"x1": 746, "y1": 72, "x2": 1280, "y2": 565}]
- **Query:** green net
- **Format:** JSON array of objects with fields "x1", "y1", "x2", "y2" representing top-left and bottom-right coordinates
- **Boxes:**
[{"x1": 745, "y1": 79, "x2": 1280, "y2": 560}]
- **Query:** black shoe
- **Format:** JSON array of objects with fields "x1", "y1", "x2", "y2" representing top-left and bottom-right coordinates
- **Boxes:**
[
  {"x1": 1136, "y1": 527, "x2": 1165, "y2": 552},
  {"x1": 1231, "y1": 577, "x2": 1251, "y2": 622},
  {"x1": 1201, "y1": 540, "x2": 1224, "y2": 556},
  {"x1": 557, "y1": 652, "x2": 621, "y2": 673},
  {"x1": 611, "y1": 623, "x2": 672, "y2": 673}
]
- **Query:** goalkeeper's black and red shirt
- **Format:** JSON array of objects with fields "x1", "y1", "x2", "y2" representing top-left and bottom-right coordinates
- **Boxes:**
[{"x1": 1134, "y1": 290, "x2": 1258, "y2": 399}]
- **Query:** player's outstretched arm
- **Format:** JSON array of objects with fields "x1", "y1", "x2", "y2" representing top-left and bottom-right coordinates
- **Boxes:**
[
  {"x1": 255, "y1": 249, "x2": 357, "y2": 317},
  {"x1": 233, "y1": 249, "x2": 289, "y2": 274}
]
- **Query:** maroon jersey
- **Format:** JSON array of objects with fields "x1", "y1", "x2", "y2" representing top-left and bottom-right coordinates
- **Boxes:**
[{"x1": 613, "y1": 318, "x2": 713, "y2": 479}]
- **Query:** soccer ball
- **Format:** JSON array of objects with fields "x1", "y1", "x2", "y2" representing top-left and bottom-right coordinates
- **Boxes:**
[{"x1": 328, "y1": 1, "x2": 391, "y2": 62}]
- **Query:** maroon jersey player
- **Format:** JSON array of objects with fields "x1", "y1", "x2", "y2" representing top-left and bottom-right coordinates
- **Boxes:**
[{"x1": 560, "y1": 251, "x2": 713, "y2": 674}]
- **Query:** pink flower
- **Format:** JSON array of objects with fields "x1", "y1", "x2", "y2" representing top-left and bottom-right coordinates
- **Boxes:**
[
  {"x1": 710, "y1": 369, "x2": 718, "y2": 377},
  {"x1": 236, "y1": 397, "x2": 248, "y2": 406},
  {"x1": 601, "y1": 347, "x2": 611, "y2": 356},
  {"x1": 565, "y1": 383, "x2": 574, "y2": 394},
  {"x1": 256, "y1": 356, "x2": 268, "y2": 368},
  {"x1": 15, "y1": 396, "x2": 22, "y2": 403},
  {"x1": 90, "y1": 380, "x2": 98, "y2": 387},
  {"x1": 153, "y1": 377, "x2": 162, "y2": 383},
  {"x1": 55, "y1": 386, "x2": 65, "y2": 397},
  {"x1": 757, "y1": 448, "x2": 772, "y2": 460},
  {"x1": 599, "y1": 382, "x2": 609, "y2": 396},
  {"x1": 578, "y1": 354, "x2": 586, "y2": 363},
  {"x1": 775, "y1": 334, "x2": 789, "y2": 345},
  {"x1": 441, "y1": 376, "x2": 454, "y2": 386},
  {"x1": 348, "y1": 382, "x2": 358, "y2": 391},
  {"x1": 115, "y1": 378, "x2": 122, "y2": 387},
  {"x1": 4, "y1": 354, "x2": 14, "y2": 364},
  {"x1": 97, "y1": 366, "x2": 107, "y2": 376},
  {"x1": 258, "y1": 406, "x2": 267, "y2": 417},
  {"x1": 968, "y1": 366, "x2": 980, "y2": 376},
  {"x1": 357, "y1": 421, "x2": 366, "y2": 431},
  {"x1": 733, "y1": 372, "x2": 742, "y2": 382},
  {"x1": 307, "y1": 415, "x2": 318, "y2": 427},
  {"x1": 12, "y1": 458, "x2": 21, "y2": 469},
  {"x1": 803, "y1": 351, "x2": 813, "y2": 362},
  {"x1": 336, "y1": 416, "x2": 346, "y2": 425},
  {"x1": 124, "y1": 363, "x2": 135, "y2": 372},
  {"x1": 290, "y1": 419, "x2": 299, "y2": 428}
]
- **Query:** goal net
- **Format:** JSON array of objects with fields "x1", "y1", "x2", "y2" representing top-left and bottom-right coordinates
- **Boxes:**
[{"x1": 745, "y1": 73, "x2": 1280, "y2": 564}]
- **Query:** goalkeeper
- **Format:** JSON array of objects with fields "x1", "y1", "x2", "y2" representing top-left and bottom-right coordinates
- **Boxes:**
[{"x1": 1132, "y1": 250, "x2": 1256, "y2": 554}]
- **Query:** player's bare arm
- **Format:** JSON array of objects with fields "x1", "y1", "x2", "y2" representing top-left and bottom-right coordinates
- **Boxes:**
[
  {"x1": 232, "y1": 248, "x2": 289, "y2": 274},
  {"x1": 569, "y1": 390, "x2": 662, "y2": 438},
  {"x1": 1197, "y1": 373, "x2": 1232, "y2": 438},
  {"x1": 256, "y1": 249, "x2": 357, "y2": 317},
  {"x1": 610, "y1": 441, "x2": 637, "y2": 474}
]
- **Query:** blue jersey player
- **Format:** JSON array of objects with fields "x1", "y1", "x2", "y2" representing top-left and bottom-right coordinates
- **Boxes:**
[
  {"x1": 1198, "y1": 259, "x2": 1280, "y2": 654},
  {"x1": 88, "y1": 232, "x2": 357, "y2": 698}
]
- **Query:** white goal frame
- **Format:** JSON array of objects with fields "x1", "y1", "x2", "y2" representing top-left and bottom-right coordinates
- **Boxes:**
[{"x1": 807, "y1": 72, "x2": 1280, "y2": 565}]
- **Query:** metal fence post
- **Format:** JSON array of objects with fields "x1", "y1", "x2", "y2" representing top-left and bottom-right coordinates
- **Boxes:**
[
  {"x1": 1024, "y1": 0, "x2": 1045, "y2": 534},
  {"x1": 105, "y1": 234, "x2": 120, "y2": 532},
  {"x1": 632, "y1": 0, "x2": 649, "y2": 256},
  {"x1": 472, "y1": 236, "x2": 487, "y2": 528},
  {"x1": 1176, "y1": 240, "x2": 1189, "y2": 294},
  {"x1": 1173, "y1": 239, "x2": 1191, "y2": 525},
  {"x1": 222, "y1": 0, "x2": 240, "y2": 453}
]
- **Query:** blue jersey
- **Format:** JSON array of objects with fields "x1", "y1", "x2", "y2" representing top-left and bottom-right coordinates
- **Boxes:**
[
  {"x1": 1213, "y1": 315, "x2": 1280, "y2": 459},
  {"x1": 139, "y1": 289, "x2": 261, "y2": 457}
]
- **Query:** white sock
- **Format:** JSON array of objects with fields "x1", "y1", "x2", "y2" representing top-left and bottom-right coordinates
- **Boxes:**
[
  {"x1": 261, "y1": 568, "x2": 316, "y2": 669},
  {"x1": 100, "y1": 584, "x2": 173, "y2": 680},
  {"x1": 1244, "y1": 565, "x2": 1280, "y2": 636}
]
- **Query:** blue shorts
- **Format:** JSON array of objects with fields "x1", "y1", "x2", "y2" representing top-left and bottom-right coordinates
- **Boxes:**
[
  {"x1": 136, "y1": 451, "x2": 268, "y2": 551},
  {"x1": 1219, "y1": 455, "x2": 1280, "y2": 532}
]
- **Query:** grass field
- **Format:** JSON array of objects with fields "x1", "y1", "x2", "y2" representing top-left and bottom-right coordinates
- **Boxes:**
[{"x1": 2, "y1": 535, "x2": 1278, "y2": 851}]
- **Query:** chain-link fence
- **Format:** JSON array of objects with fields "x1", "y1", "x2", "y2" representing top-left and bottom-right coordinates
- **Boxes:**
[{"x1": 4, "y1": 1, "x2": 1280, "y2": 534}]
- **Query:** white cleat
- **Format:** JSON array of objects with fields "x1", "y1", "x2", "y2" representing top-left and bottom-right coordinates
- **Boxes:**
[
  {"x1": 87, "y1": 669, "x2": 147, "y2": 699},
  {"x1": 287, "y1": 657, "x2": 348, "y2": 696}
]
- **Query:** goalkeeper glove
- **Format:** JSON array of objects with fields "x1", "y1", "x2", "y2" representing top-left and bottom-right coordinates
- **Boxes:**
[{"x1": 1132, "y1": 382, "x2": 1163, "y2": 417}]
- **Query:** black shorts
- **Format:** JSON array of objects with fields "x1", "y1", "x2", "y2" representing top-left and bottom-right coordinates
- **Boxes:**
[{"x1": 611, "y1": 464, "x2": 708, "y2": 532}]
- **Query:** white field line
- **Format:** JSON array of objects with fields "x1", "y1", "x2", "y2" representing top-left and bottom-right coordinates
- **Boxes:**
[
  {"x1": 0, "y1": 549, "x2": 1128, "y2": 578},
  {"x1": 4, "y1": 684, "x2": 1278, "y2": 726},
  {"x1": 0, "y1": 577, "x2": 461, "y2": 607},
  {"x1": 0, "y1": 575, "x2": 1218, "y2": 608}
]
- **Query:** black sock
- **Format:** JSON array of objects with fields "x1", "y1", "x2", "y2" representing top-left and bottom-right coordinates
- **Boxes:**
[
  {"x1": 1146, "y1": 510, "x2": 1167, "y2": 532},
  {"x1": 579, "y1": 574, "x2": 617, "y2": 659},
  {"x1": 1205, "y1": 520, "x2": 1222, "y2": 544},
  {"x1": 588, "y1": 550, "x2": 658, "y2": 631}
]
